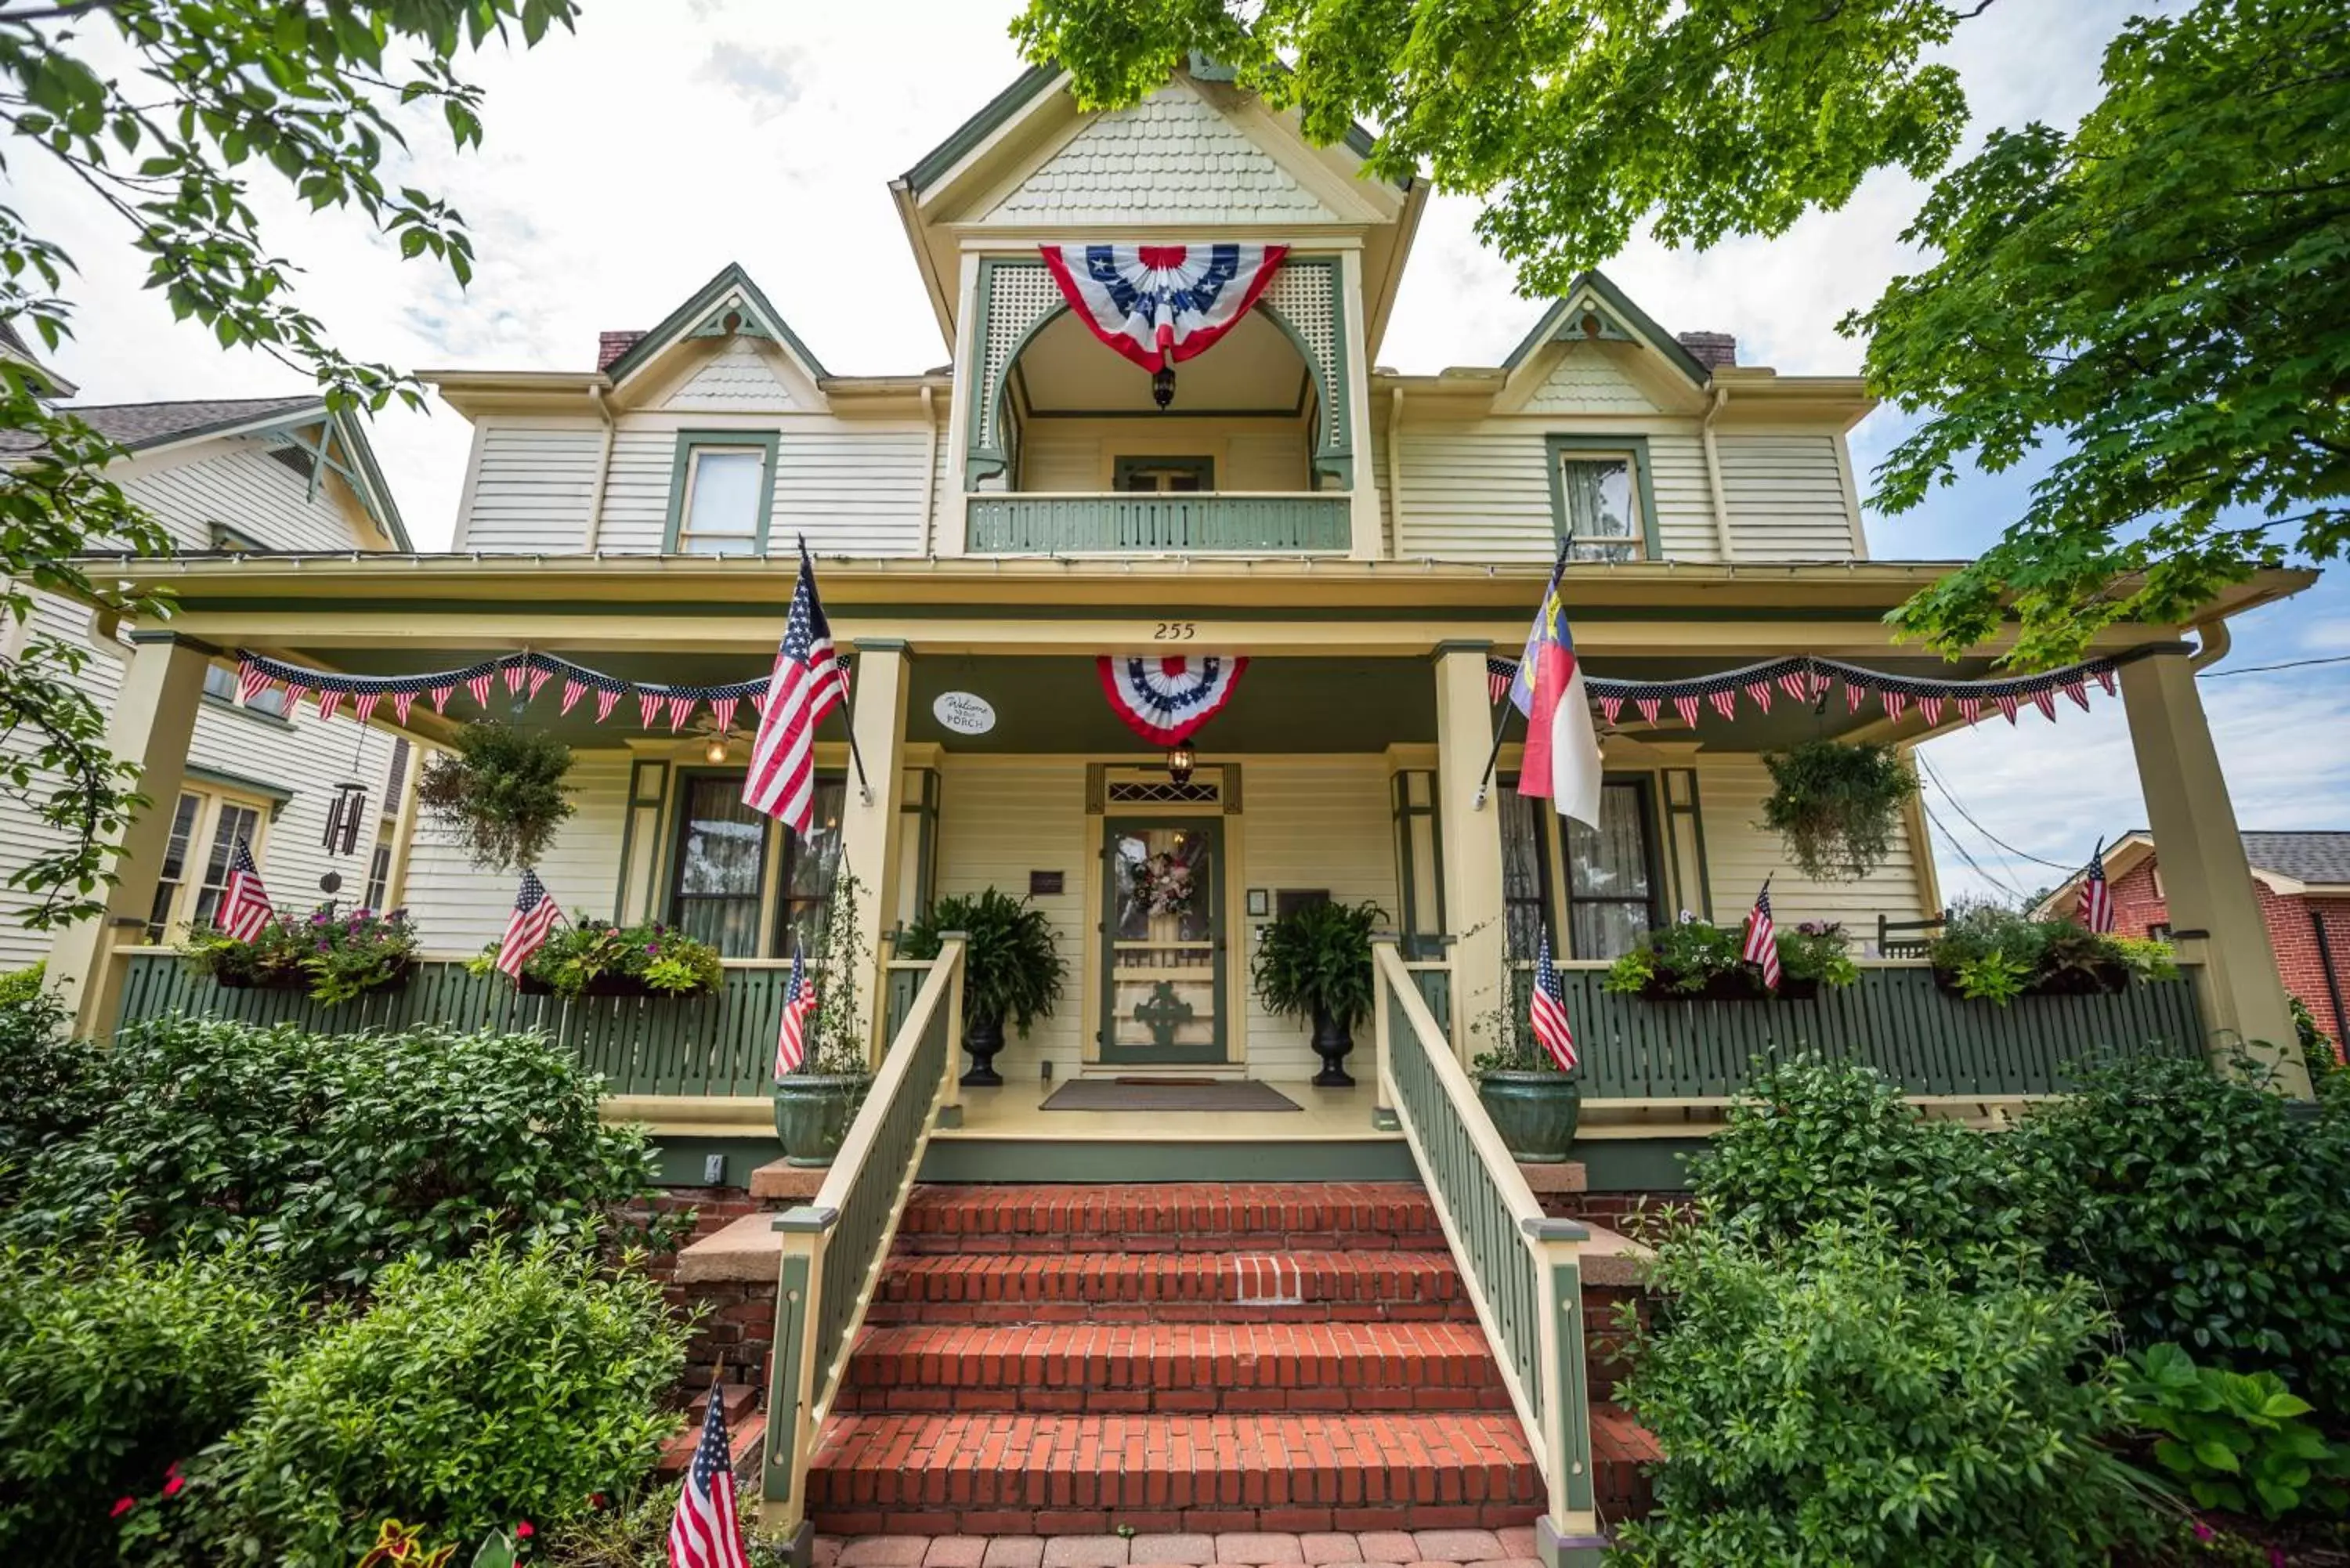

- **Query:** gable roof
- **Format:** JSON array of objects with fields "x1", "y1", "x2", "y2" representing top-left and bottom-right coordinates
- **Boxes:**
[
  {"x1": 1504, "y1": 272, "x2": 1712, "y2": 387},
  {"x1": 597, "y1": 262, "x2": 830, "y2": 390},
  {"x1": 2034, "y1": 828, "x2": 2350, "y2": 917},
  {"x1": 0, "y1": 319, "x2": 76, "y2": 399}
]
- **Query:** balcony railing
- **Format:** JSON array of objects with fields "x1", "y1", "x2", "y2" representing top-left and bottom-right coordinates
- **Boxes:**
[{"x1": 966, "y1": 491, "x2": 1351, "y2": 554}]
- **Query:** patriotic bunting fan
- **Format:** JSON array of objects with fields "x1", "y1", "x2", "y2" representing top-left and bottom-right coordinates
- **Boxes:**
[
  {"x1": 1039, "y1": 242, "x2": 1286, "y2": 408},
  {"x1": 1097, "y1": 656, "x2": 1247, "y2": 746}
]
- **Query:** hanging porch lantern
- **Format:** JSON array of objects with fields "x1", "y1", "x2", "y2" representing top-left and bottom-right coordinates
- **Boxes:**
[{"x1": 1165, "y1": 742, "x2": 1196, "y2": 785}]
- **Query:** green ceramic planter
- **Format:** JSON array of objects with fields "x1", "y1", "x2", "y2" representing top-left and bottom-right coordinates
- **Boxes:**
[
  {"x1": 771, "y1": 1074, "x2": 865, "y2": 1168},
  {"x1": 1476, "y1": 1070, "x2": 1583, "y2": 1163}
]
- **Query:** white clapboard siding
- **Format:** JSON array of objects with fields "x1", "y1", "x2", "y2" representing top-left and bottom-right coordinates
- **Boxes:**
[
  {"x1": 594, "y1": 427, "x2": 682, "y2": 552},
  {"x1": 587, "y1": 419, "x2": 933, "y2": 557},
  {"x1": 931, "y1": 759, "x2": 1090, "y2": 1079},
  {"x1": 1696, "y1": 755, "x2": 1927, "y2": 932},
  {"x1": 123, "y1": 436, "x2": 369, "y2": 553},
  {"x1": 1232, "y1": 757, "x2": 1400, "y2": 1081},
  {"x1": 1390, "y1": 424, "x2": 1719, "y2": 562},
  {"x1": 1224, "y1": 430, "x2": 1309, "y2": 491},
  {"x1": 400, "y1": 750, "x2": 632, "y2": 951},
  {"x1": 1020, "y1": 428, "x2": 1097, "y2": 492},
  {"x1": 1716, "y1": 432, "x2": 1860, "y2": 560},
  {"x1": 460, "y1": 424, "x2": 603, "y2": 551}
]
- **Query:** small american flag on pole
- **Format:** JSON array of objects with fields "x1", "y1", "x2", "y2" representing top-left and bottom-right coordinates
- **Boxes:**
[
  {"x1": 1485, "y1": 656, "x2": 1518, "y2": 704},
  {"x1": 1741, "y1": 880, "x2": 1781, "y2": 991},
  {"x1": 2077, "y1": 841, "x2": 2115, "y2": 934},
  {"x1": 773, "y1": 945, "x2": 818, "y2": 1079},
  {"x1": 743, "y1": 539, "x2": 847, "y2": 836},
  {"x1": 1528, "y1": 931, "x2": 1578, "y2": 1072},
  {"x1": 216, "y1": 839, "x2": 273, "y2": 941},
  {"x1": 667, "y1": 1383, "x2": 750, "y2": 1568},
  {"x1": 494, "y1": 869, "x2": 559, "y2": 979}
]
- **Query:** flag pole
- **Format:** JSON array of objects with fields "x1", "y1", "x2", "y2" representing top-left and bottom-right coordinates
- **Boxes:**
[{"x1": 1475, "y1": 545, "x2": 1571, "y2": 811}]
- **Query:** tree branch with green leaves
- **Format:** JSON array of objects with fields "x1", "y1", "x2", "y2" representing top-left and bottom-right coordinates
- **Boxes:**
[{"x1": 0, "y1": 0, "x2": 576, "y2": 927}]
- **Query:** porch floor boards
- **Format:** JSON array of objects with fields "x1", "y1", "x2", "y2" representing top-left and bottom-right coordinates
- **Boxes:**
[{"x1": 938, "y1": 1084, "x2": 1397, "y2": 1143}]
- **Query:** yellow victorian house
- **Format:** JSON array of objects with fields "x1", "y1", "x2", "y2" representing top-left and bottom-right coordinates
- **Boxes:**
[{"x1": 49, "y1": 62, "x2": 2316, "y2": 1565}]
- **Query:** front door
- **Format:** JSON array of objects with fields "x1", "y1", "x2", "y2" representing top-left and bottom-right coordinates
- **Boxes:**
[{"x1": 1100, "y1": 818, "x2": 1226, "y2": 1065}]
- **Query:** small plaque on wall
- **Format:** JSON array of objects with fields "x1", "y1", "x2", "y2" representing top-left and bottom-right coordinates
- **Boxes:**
[{"x1": 1029, "y1": 870, "x2": 1065, "y2": 897}]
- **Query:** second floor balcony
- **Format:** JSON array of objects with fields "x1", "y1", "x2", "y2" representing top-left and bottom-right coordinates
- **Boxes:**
[{"x1": 966, "y1": 490, "x2": 1352, "y2": 554}]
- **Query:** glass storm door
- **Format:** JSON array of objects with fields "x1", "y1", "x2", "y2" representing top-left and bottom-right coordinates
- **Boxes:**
[{"x1": 1100, "y1": 818, "x2": 1226, "y2": 1065}]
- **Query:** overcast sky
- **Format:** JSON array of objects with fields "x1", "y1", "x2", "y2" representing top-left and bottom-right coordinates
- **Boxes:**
[{"x1": 20, "y1": 0, "x2": 2347, "y2": 904}]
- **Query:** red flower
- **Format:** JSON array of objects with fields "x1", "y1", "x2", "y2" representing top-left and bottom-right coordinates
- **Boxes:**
[
  {"x1": 2193, "y1": 1520, "x2": 2215, "y2": 1543},
  {"x1": 161, "y1": 1461, "x2": 185, "y2": 1499},
  {"x1": 588, "y1": 1493, "x2": 607, "y2": 1510},
  {"x1": 110, "y1": 1497, "x2": 136, "y2": 1519},
  {"x1": 514, "y1": 1520, "x2": 534, "y2": 1539}
]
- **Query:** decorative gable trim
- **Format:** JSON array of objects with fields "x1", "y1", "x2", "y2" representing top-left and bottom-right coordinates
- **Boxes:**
[
  {"x1": 600, "y1": 262, "x2": 830, "y2": 392},
  {"x1": 1499, "y1": 271, "x2": 1712, "y2": 410}
]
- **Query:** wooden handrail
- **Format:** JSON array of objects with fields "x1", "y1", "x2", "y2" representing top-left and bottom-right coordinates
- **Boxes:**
[
  {"x1": 761, "y1": 937, "x2": 965, "y2": 1541},
  {"x1": 1372, "y1": 938, "x2": 1601, "y2": 1556}
]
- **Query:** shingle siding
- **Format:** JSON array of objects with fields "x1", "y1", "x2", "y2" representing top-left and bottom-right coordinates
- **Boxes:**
[{"x1": 981, "y1": 85, "x2": 1338, "y2": 226}]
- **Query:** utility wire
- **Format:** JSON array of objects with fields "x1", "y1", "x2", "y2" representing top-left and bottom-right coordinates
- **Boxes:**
[
  {"x1": 1915, "y1": 753, "x2": 2083, "y2": 873},
  {"x1": 2198, "y1": 653, "x2": 2350, "y2": 678},
  {"x1": 1919, "y1": 794, "x2": 2031, "y2": 905}
]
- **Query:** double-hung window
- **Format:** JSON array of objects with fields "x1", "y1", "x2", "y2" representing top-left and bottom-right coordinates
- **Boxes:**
[
  {"x1": 146, "y1": 789, "x2": 270, "y2": 938},
  {"x1": 202, "y1": 662, "x2": 288, "y2": 718},
  {"x1": 190, "y1": 800, "x2": 266, "y2": 928},
  {"x1": 1496, "y1": 775, "x2": 1668, "y2": 963},
  {"x1": 667, "y1": 431, "x2": 777, "y2": 556},
  {"x1": 665, "y1": 770, "x2": 848, "y2": 959},
  {"x1": 1547, "y1": 436, "x2": 1655, "y2": 562}
]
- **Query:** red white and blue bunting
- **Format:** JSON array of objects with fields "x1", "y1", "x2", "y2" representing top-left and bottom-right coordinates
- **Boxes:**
[
  {"x1": 1484, "y1": 652, "x2": 2123, "y2": 729},
  {"x1": 1095, "y1": 655, "x2": 1248, "y2": 746},
  {"x1": 1039, "y1": 244, "x2": 1287, "y2": 372}
]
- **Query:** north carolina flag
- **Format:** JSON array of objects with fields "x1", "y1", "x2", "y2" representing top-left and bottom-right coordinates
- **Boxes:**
[{"x1": 1507, "y1": 555, "x2": 1604, "y2": 829}]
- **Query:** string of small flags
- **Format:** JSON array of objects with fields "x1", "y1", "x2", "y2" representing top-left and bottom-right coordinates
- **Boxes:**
[
  {"x1": 1484, "y1": 651, "x2": 2123, "y2": 729},
  {"x1": 230, "y1": 649, "x2": 852, "y2": 734}
]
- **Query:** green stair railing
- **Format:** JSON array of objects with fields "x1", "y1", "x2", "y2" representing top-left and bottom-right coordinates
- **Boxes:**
[
  {"x1": 763, "y1": 936, "x2": 965, "y2": 1541},
  {"x1": 1372, "y1": 938, "x2": 1603, "y2": 1564}
]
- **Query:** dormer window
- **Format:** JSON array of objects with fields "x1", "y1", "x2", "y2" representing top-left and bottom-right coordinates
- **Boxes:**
[
  {"x1": 1547, "y1": 435, "x2": 1658, "y2": 562},
  {"x1": 665, "y1": 430, "x2": 777, "y2": 555}
]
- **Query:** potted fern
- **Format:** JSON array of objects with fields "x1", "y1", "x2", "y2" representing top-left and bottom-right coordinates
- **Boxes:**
[
  {"x1": 772, "y1": 874, "x2": 876, "y2": 1166},
  {"x1": 1250, "y1": 898, "x2": 1386, "y2": 1086},
  {"x1": 415, "y1": 722, "x2": 577, "y2": 875},
  {"x1": 1759, "y1": 739, "x2": 1918, "y2": 882},
  {"x1": 899, "y1": 887, "x2": 1068, "y2": 1086}
]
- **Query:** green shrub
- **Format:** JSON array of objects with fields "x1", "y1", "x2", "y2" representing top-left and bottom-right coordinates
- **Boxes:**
[
  {"x1": 1691, "y1": 1055, "x2": 2017, "y2": 1255},
  {"x1": 0, "y1": 970, "x2": 99, "y2": 1198},
  {"x1": 9, "y1": 1018, "x2": 663, "y2": 1288},
  {"x1": 1612, "y1": 1219, "x2": 2151, "y2": 1567},
  {"x1": 0, "y1": 1235, "x2": 298, "y2": 1563},
  {"x1": 2120, "y1": 1342, "x2": 2350, "y2": 1519},
  {"x1": 2008, "y1": 1052, "x2": 2350, "y2": 1407},
  {"x1": 193, "y1": 1245, "x2": 686, "y2": 1567},
  {"x1": 1928, "y1": 899, "x2": 2176, "y2": 1005}
]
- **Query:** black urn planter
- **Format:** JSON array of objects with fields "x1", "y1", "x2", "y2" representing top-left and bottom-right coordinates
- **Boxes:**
[
  {"x1": 1310, "y1": 1008, "x2": 1356, "y2": 1087},
  {"x1": 962, "y1": 1012, "x2": 1007, "y2": 1086}
]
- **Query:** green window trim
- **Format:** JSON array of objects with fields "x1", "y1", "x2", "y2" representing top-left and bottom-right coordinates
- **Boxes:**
[
  {"x1": 1545, "y1": 433, "x2": 1661, "y2": 561},
  {"x1": 1389, "y1": 768, "x2": 1447, "y2": 959},
  {"x1": 662, "y1": 428, "x2": 779, "y2": 556},
  {"x1": 1113, "y1": 455, "x2": 1216, "y2": 492}
]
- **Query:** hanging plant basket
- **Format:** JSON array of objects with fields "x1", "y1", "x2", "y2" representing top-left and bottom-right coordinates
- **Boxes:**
[
  {"x1": 1759, "y1": 740, "x2": 1918, "y2": 883},
  {"x1": 416, "y1": 721, "x2": 578, "y2": 876}
]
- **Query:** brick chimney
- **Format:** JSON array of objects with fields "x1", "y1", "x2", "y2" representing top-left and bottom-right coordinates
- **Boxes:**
[
  {"x1": 1676, "y1": 331, "x2": 1737, "y2": 370},
  {"x1": 597, "y1": 331, "x2": 645, "y2": 371}
]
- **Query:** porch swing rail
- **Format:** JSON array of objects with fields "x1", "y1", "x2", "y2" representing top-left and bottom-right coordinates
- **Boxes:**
[
  {"x1": 763, "y1": 936, "x2": 967, "y2": 1530},
  {"x1": 1372, "y1": 938, "x2": 1598, "y2": 1545}
]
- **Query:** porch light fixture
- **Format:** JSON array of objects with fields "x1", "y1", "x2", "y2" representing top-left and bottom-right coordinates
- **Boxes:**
[
  {"x1": 1151, "y1": 363, "x2": 1176, "y2": 410},
  {"x1": 1165, "y1": 742, "x2": 1195, "y2": 785},
  {"x1": 704, "y1": 731, "x2": 730, "y2": 765}
]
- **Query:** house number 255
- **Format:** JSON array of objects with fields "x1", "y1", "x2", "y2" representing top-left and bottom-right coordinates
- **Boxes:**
[{"x1": 1152, "y1": 621, "x2": 1197, "y2": 641}]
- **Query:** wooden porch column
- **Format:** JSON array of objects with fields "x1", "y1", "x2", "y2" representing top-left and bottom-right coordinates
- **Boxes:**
[
  {"x1": 838, "y1": 640, "x2": 909, "y2": 1068},
  {"x1": 2120, "y1": 652, "x2": 2312, "y2": 1095},
  {"x1": 49, "y1": 631, "x2": 210, "y2": 1039},
  {"x1": 1434, "y1": 641, "x2": 1505, "y2": 1057}
]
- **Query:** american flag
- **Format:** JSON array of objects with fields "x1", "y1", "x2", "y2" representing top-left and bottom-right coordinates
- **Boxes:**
[
  {"x1": 773, "y1": 945, "x2": 818, "y2": 1079},
  {"x1": 1528, "y1": 930, "x2": 1578, "y2": 1072},
  {"x1": 2077, "y1": 842, "x2": 2115, "y2": 934},
  {"x1": 742, "y1": 540, "x2": 847, "y2": 835},
  {"x1": 494, "y1": 869, "x2": 559, "y2": 979},
  {"x1": 1741, "y1": 880, "x2": 1781, "y2": 991},
  {"x1": 1485, "y1": 655, "x2": 1518, "y2": 704},
  {"x1": 216, "y1": 839, "x2": 273, "y2": 941},
  {"x1": 667, "y1": 1386, "x2": 750, "y2": 1568}
]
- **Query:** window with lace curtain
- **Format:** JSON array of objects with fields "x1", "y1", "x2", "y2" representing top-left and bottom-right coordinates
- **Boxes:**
[{"x1": 1546, "y1": 435, "x2": 1657, "y2": 562}]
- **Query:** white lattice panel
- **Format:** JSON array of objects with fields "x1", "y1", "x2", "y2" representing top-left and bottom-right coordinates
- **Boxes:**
[
  {"x1": 978, "y1": 263, "x2": 1062, "y2": 453},
  {"x1": 1266, "y1": 262, "x2": 1342, "y2": 451}
]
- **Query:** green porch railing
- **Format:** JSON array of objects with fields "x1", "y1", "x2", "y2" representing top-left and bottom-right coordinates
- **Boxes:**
[
  {"x1": 1542, "y1": 961, "x2": 2207, "y2": 1100},
  {"x1": 1372, "y1": 938, "x2": 1603, "y2": 1561},
  {"x1": 881, "y1": 961, "x2": 926, "y2": 1056},
  {"x1": 114, "y1": 949, "x2": 800, "y2": 1098},
  {"x1": 764, "y1": 937, "x2": 965, "y2": 1538},
  {"x1": 966, "y1": 492, "x2": 1352, "y2": 554}
]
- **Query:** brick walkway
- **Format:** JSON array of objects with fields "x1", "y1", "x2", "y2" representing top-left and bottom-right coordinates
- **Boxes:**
[{"x1": 819, "y1": 1527, "x2": 1545, "y2": 1568}]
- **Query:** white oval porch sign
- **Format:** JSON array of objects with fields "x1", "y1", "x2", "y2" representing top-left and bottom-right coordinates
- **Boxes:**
[{"x1": 933, "y1": 692, "x2": 996, "y2": 735}]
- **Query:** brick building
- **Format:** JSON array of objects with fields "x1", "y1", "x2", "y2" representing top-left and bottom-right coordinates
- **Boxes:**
[{"x1": 2046, "y1": 831, "x2": 2350, "y2": 1050}]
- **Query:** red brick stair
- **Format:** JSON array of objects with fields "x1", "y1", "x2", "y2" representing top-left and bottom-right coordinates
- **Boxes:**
[{"x1": 805, "y1": 1181, "x2": 1648, "y2": 1536}]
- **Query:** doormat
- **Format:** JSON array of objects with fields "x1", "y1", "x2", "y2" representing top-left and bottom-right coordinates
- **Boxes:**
[{"x1": 1039, "y1": 1078, "x2": 1303, "y2": 1113}]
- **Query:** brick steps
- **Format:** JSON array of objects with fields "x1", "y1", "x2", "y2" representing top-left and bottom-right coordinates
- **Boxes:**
[
  {"x1": 804, "y1": 1411, "x2": 1543, "y2": 1537},
  {"x1": 869, "y1": 1249, "x2": 1473, "y2": 1325},
  {"x1": 841, "y1": 1323, "x2": 1512, "y2": 1413},
  {"x1": 895, "y1": 1182, "x2": 1447, "y2": 1253}
]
